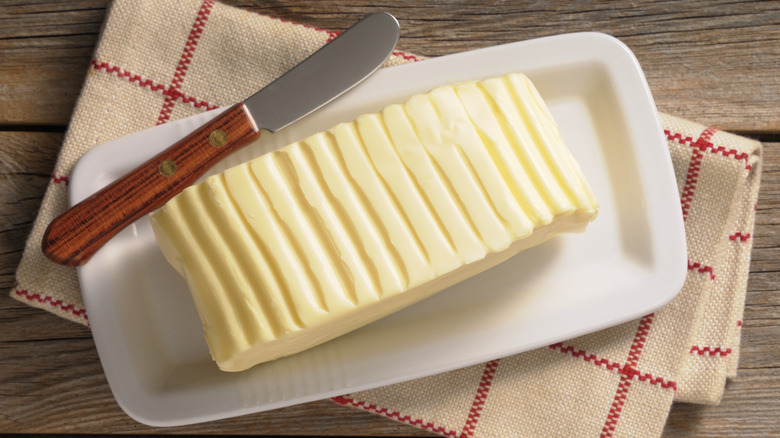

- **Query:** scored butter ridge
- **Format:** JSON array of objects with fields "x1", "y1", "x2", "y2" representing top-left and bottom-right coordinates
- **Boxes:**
[{"x1": 150, "y1": 73, "x2": 599, "y2": 372}]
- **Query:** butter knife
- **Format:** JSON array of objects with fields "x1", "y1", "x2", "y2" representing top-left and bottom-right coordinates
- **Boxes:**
[{"x1": 42, "y1": 12, "x2": 400, "y2": 266}]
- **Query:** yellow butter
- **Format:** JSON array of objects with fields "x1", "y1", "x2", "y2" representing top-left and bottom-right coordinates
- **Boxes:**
[{"x1": 150, "y1": 73, "x2": 598, "y2": 372}]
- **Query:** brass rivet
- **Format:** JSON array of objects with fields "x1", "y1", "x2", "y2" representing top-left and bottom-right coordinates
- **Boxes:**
[
  {"x1": 209, "y1": 129, "x2": 228, "y2": 147},
  {"x1": 159, "y1": 159, "x2": 177, "y2": 177}
]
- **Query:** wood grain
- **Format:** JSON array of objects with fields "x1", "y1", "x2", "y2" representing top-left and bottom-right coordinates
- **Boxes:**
[
  {"x1": 2, "y1": 0, "x2": 778, "y2": 132},
  {"x1": 41, "y1": 103, "x2": 259, "y2": 266},
  {"x1": 1, "y1": 0, "x2": 778, "y2": 436}
]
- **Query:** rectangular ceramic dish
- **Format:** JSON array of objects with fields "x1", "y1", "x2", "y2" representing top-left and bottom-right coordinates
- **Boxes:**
[{"x1": 70, "y1": 32, "x2": 687, "y2": 427}]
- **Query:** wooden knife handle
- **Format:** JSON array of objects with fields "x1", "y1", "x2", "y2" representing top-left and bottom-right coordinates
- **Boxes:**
[{"x1": 42, "y1": 103, "x2": 261, "y2": 266}]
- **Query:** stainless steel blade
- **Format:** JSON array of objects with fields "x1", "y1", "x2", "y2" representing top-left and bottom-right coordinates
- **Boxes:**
[{"x1": 245, "y1": 12, "x2": 400, "y2": 132}]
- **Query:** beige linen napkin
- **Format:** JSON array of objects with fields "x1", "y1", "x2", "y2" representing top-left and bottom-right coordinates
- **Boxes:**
[{"x1": 11, "y1": 0, "x2": 762, "y2": 436}]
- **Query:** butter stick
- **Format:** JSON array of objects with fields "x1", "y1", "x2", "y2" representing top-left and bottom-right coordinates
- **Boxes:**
[{"x1": 150, "y1": 73, "x2": 598, "y2": 372}]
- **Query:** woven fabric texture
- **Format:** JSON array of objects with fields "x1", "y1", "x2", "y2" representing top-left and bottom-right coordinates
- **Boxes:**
[{"x1": 10, "y1": 1, "x2": 762, "y2": 436}]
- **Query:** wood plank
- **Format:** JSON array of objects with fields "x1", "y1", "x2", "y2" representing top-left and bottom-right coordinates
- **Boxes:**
[
  {"x1": 1, "y1": 0, "x2": 778, "y2": 436},
  {"x1": 0, "y1": 131, "x2": 61, "y2": 291},
  {"x1": 0, "y1": 131, "x2": 93, "y2": 344},
  {"x1": 0, "y1": 0, "x2": 778, "y2": 131},
  {"x1": 0, "y1": 1, "x2": 107, "y2": 126},
  {"x1": 665, "y1": 368, "x2": 780, "y2": 436}
]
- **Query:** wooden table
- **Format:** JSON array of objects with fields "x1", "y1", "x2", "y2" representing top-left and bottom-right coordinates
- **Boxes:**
[{"x1": 1, "y1": 1, "x2": 778, "y2": 436}]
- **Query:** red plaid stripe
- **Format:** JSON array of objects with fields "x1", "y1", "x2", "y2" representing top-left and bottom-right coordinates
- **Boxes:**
[
  {"x1": 336, "y1": 315, "x2": 677, "y2": 438},
  {"x1": 545, "y1": 314, "x2": 677, "y2": 438},
  {"x1": 332, "y1": 395, "x2": 461, "y2": 437},
  {"x1": 90, "y1": 60, "x2": 219, "y2": 111},
  {"x1": 157, "y1": 0, "x2": 215, "y2": 125},
  {"x1": 679, "y1": 147, "x2": 703, "y2": 221},
  {"x1": 461, "y1": 360, "x2": 499, "y2": 437},
  {"x1": 729, "y1": 232, "x2": 751, "y2": 242},
  {"x1": 546, "y1": 315, "x2": 677, "y2": 438},
  {"x1": 13, "y1": 284, "x2": 88, "y2": 323},
  {"x1": 677, "y1": 126, "x2": 717, "y2": 221},
  {"x1": 51, "y1": 173, "x2": 69, "y2": 185},
  {"x1": 332, "y1": 360, "x2": 500, "y2": 438},
  {"x1": 547, "y1": 342, "x2": 677, "y2": 391},
  {"x1": 689, "y1": 346, "x2": 733, "y2": 357},
  {"x1": 688, "y1": 260, "x2": 716, "y2": 281},
  {"x1": 601, "y1": 314, "x2": 657, "y2": 438},
  {"x1": 665, "y1": 127, "x2": 750, "y2": 170}
]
